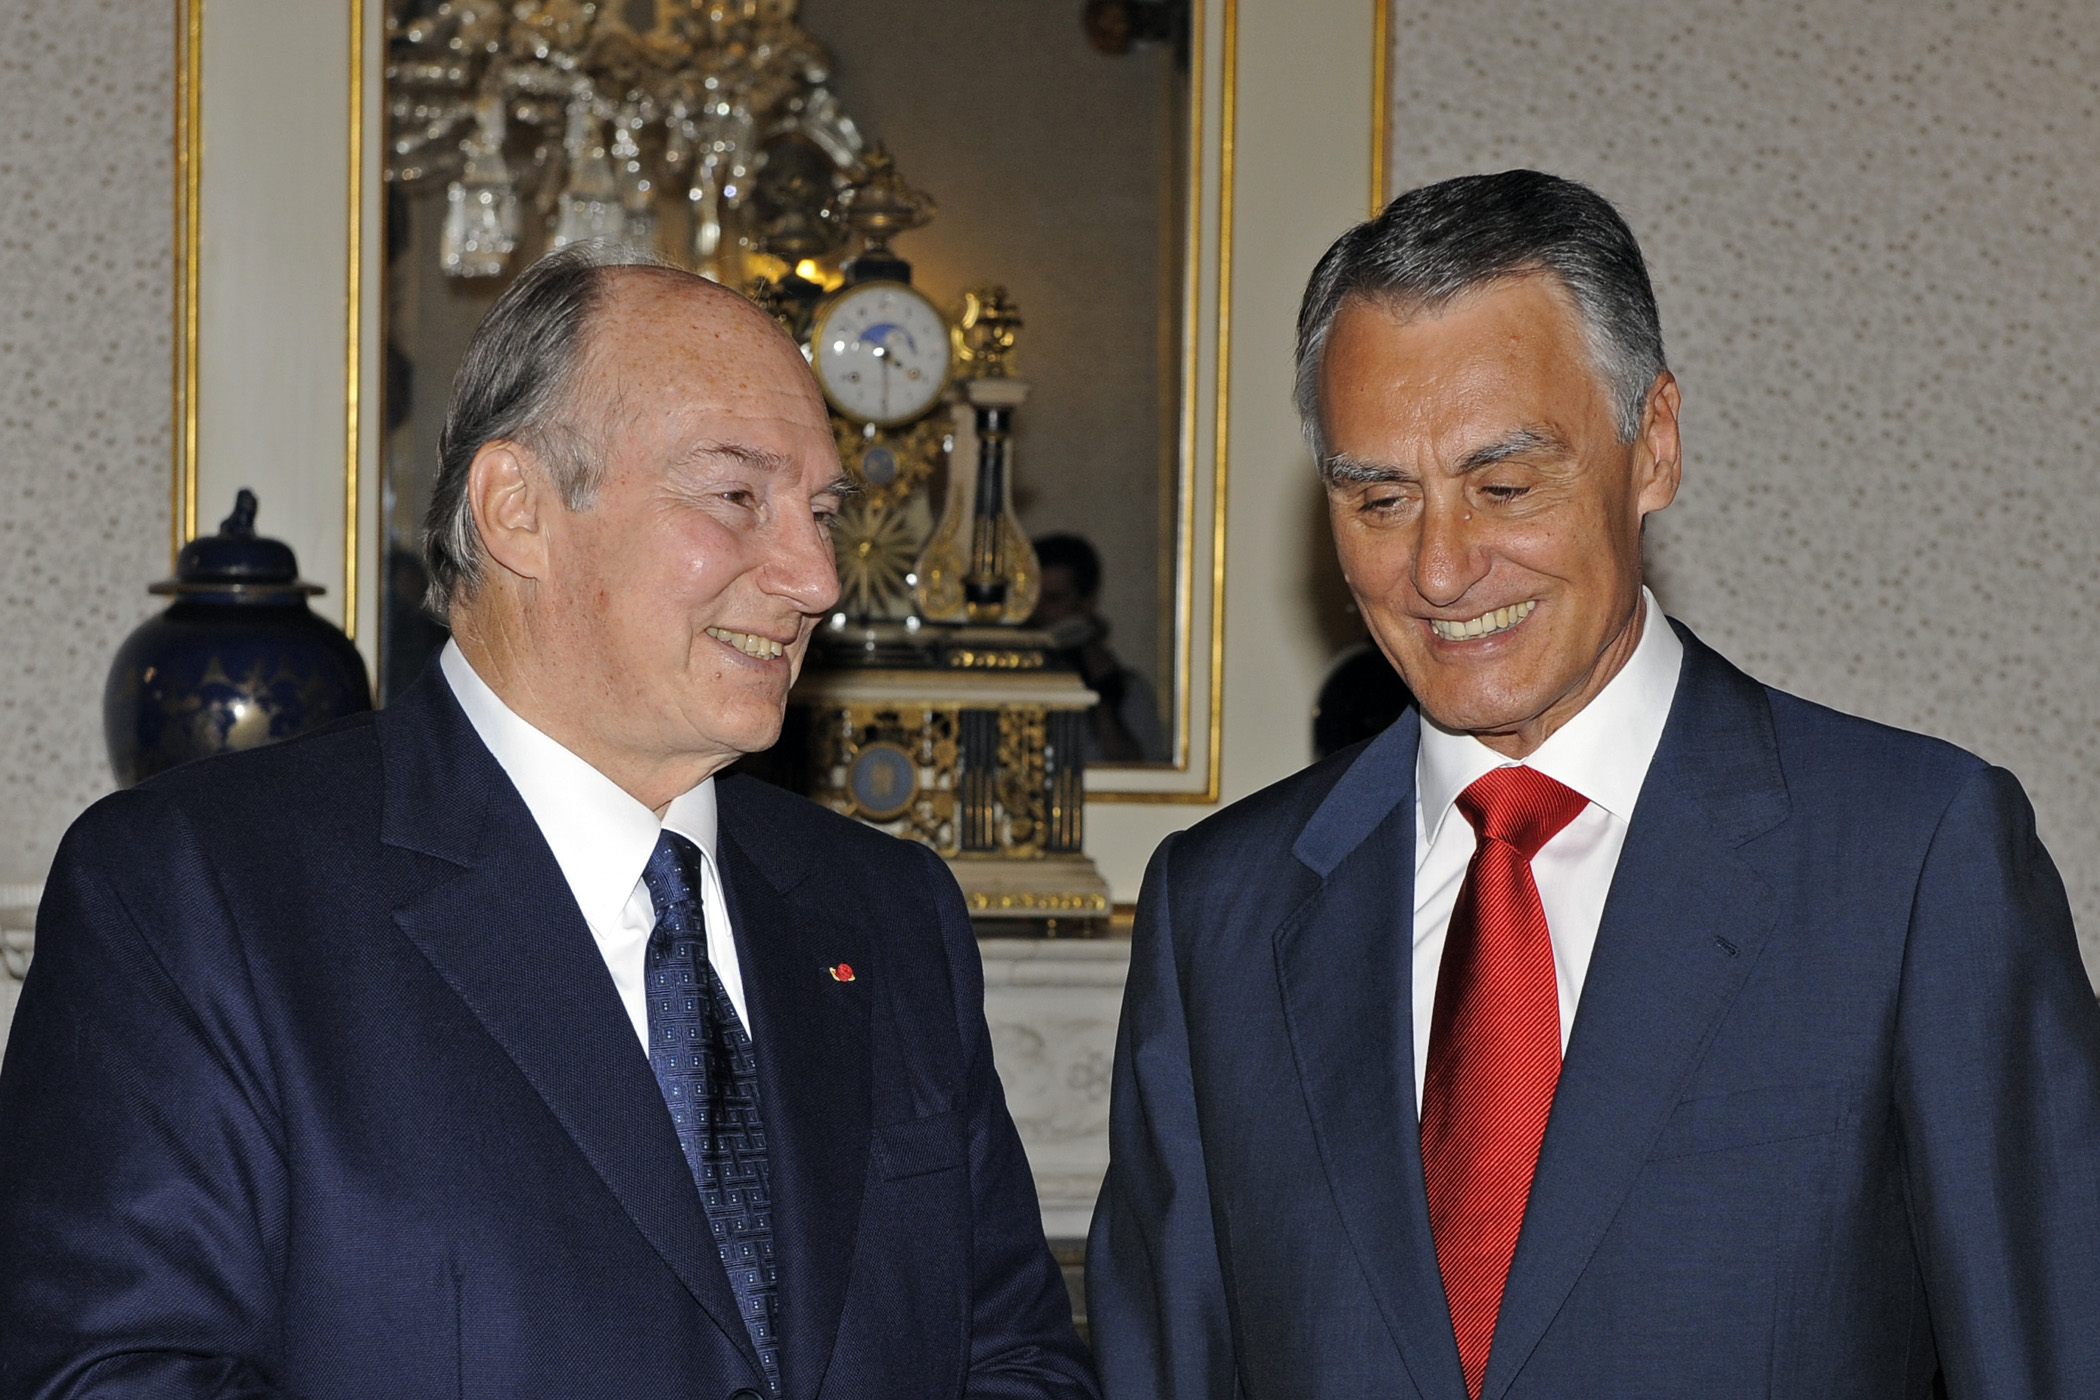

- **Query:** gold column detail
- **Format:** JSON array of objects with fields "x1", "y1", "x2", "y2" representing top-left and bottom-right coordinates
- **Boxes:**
[
  {"x1": 171, "y1": 0, "x2": 204, "y2": 560},
  {"x1": 342, "y1": 0, "x2": 365, "y2": 638},
  {"x1": 1370, "y1": 0, "x2": 1390, "y2": 216}
]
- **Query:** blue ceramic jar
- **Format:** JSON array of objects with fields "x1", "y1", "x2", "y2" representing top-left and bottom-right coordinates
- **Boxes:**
[{"x1": 103, "y1": 490, "x2": 373, "y2": 788}]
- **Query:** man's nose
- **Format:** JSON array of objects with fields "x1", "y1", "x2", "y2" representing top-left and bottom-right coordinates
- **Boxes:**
[
  {"x1": 763, "y1": 507, "x2": 843, "y2": 616},
  {"x1": 1412, "y1": 497, "x2": 1486, "y2": 608}
]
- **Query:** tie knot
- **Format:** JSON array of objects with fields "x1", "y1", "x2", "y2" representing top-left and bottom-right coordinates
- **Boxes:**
[
  {"x1": 641, "y1": 830, "x2": 705, "y2": 920},
  {"x1": 1455, "y1": 766, "x2": 1589, "y2": 860}
]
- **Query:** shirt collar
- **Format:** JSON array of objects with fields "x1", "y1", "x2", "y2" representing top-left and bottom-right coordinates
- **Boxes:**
[
  {"x1": 439, "y1": 641, "x2": 719, "y2": 926},
  {"x1": 1414, "y1": 586, "x2": 1684, "y2": 845}
]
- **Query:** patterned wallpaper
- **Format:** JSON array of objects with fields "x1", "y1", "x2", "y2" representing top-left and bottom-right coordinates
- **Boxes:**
[
  {"x1": 0, "y1": 0, "x2": 171, "y2": 886},
  {"x1": 1388, "y1": 0, "x2": 2100, "y2": 980}
]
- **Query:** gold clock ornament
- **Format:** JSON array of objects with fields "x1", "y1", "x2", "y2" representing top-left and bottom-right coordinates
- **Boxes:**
[
  {"x1": 830, "y1": 415, "x2": 948, "y2": 514},
  {"x1": 829, "y1": 497, "x2": 923, "y2": 618}
]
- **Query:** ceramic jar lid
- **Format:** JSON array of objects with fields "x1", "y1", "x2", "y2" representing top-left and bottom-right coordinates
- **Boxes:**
[{"x1": 151, "y1": 489, "x2": 322, "y2": 598}]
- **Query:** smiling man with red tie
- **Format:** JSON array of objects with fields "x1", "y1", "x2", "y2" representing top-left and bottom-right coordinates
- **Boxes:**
[{"x1": 1086, "y1": 171, "x2": 2100, "y2": 1399}]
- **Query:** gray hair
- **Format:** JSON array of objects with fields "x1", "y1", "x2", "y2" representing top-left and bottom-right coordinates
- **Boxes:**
[
  {"x1": 1294, "y1": 170, "x2": 1666, "y2": 467},
  {"x1": 422, "y1": 240, "x2": 678, "y2": 615}
]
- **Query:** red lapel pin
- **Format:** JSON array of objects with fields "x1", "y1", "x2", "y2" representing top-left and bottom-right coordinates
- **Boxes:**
[{"x1": 829, "y1": 963, "x2": 856, "y2": 982}]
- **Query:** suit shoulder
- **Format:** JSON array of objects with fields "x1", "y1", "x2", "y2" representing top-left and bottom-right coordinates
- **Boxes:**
[
  {"x1": 717, "y1": 771, "x2": 927, "y2": 869},
  {"x1": 1169, "y1": 737, "x2": 1371, "y2": 873},
  {"x1": 74, "y1": 714, "x2": 384, "y2": 857},
  {"x1": 1762, "y1": 684, "x2": 1987, "y2": 800}
]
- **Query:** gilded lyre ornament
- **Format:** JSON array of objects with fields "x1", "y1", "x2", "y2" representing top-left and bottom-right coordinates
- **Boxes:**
[
  {"x1": 952, "y1": 285, "x2": 1022, "y2": 378},
  {"x1": 916, "y1": 289, "x2": 1040, "y2": 626}
]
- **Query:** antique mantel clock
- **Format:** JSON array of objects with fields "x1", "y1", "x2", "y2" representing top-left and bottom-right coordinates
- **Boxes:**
[
  {"x1": 810, "y1": 280, "x2": 951, "y2": 428},
  {"x1": 809, "y1": 269, "x2": 954, "y2": 617},
  {"x1": 752, "y1": 152, "x2": 1110, "y2": 934}
]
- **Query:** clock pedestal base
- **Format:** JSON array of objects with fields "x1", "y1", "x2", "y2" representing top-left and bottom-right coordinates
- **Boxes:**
[{"x1": 784, "y1": 626, "x2": 1112, "y2": 936}]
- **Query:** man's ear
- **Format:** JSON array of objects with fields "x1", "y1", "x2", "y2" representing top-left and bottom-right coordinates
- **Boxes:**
[
  {"x1": 467, "y1": 440, "x2": 552, "y2": 582},
  {"x1": 1634, "y1": 370, "x2": 1683, "y2": 518}
]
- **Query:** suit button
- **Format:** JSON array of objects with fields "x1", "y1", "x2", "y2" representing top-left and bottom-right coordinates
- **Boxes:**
[{"x1": 727, "y1": 1391, "x2": 764, "y2": 1400}]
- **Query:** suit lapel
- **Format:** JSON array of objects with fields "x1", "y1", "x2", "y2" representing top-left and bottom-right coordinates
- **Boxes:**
[
  {"x1": 1275, "y1": 716, "x2": 1472, "y2": 1400},
  {"x1": 377, "y1": 669, "x2": 767, "y2": 1387},
  {"x1": 718, "y1": 790, "x2": 873, "y2": 1400},
  {"x1": 1479, "y1": 628, "x2": 1790, "y2": 1400}
]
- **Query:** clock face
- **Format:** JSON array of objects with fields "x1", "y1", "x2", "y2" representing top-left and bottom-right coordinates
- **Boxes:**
[{"x1": 810, "y1": 281, "x2": 952, "y2": 426}]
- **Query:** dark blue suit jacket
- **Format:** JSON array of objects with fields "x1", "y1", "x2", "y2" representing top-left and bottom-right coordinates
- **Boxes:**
[
  {"x1": 1087, "y1": 624, "x2": 2100, "y2": 1399},
  {"x1": 0, "y1": 666, "x2": 1096, "y2": 1400}
]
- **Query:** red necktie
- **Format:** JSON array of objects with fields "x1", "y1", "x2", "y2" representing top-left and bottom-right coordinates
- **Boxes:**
[{"x1": 1421, "y1": 766, "x2": 1588, "y2": 1399}]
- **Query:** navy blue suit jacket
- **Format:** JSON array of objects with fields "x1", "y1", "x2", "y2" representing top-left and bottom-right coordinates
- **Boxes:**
[
  {"x1": 1087, "y1": 624, "x2": 2100, "y2": 1399},
  {"x1": 0, "y1": 666, "x2": 1096, "y2": 1400}
]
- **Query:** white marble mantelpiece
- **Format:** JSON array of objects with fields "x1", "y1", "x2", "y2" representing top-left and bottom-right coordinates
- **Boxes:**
[{"x1": 978, "y1": 935, "x2": 1132, "y2": 1241}]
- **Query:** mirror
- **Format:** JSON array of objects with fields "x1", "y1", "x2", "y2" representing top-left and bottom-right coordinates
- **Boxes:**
[{"x1": 379, "y1": 0, "x2": 1195, "y2": 768}]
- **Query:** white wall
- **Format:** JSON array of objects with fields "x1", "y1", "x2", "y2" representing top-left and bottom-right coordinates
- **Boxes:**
[{"x1": 1383, "y1": 0, "x2": 2100, "y2": 980}]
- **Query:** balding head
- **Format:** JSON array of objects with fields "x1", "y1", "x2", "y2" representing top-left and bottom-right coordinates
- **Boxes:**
[{"x1": 422, "y1": 245, "x2": 813, "y2": 614}]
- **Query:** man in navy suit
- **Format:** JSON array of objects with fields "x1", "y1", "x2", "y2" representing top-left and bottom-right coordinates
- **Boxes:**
[
  {"x1": 0, "y1": 246, "x2": 1097, "y2": 1400},
  {"x1": 1087, "y1": 170, "x2": 2100, "y2": 1398}
]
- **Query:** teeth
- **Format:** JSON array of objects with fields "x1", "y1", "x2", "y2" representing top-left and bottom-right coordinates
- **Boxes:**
[
  {"x1": 1429, "y1": 599, "x2": 1536, "y2": 642},
  {"x1": 706, "y1": 626, "x2": 787, "y2": 659}
]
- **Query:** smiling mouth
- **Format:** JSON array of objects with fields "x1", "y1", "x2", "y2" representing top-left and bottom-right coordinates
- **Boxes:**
[
  {"x1": 1428, "y1": 599, "x2": 1537, "y2": 642},
  {"x1": 706, "y1": 626, "x2": 788, "y2": 660}
]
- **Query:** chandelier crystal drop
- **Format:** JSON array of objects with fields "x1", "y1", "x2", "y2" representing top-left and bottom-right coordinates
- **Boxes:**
[{"x1": 387, "y1": 0, "x2": 868, "y2": 282}]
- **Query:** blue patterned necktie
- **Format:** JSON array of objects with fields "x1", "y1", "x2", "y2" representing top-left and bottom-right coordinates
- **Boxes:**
[{"x1": 641, "y1": 831, "x2": 780, "y2": 1395}]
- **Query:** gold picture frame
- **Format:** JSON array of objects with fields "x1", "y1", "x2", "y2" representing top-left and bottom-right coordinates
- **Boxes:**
[{"x1": 171, "y1": 0, "x2": 1343, "y2": 804}]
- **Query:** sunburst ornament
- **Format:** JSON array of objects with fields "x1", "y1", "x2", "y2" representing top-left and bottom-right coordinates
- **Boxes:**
[{"x1": 830, "y1": 501, "x2": 921, "y2": 617}]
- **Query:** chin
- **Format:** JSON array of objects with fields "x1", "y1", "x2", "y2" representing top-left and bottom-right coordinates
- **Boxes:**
[
  {"x1": 714, "y1": 712, "x2": 787, "y2": 760},
  {"x1": 1413, "y1": 682, "x2": 1550, "y2": 738}
]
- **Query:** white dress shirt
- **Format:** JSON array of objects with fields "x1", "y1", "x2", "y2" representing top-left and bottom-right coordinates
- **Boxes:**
[
  {"x1": 440, "y1": 642, "x2": 748, "y2": 1050},
  {"x1": 1411, "y1": 587, "x2": 1683, "y2": 1107}
]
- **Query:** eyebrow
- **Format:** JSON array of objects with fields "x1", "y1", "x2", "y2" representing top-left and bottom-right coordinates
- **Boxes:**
[
  {"x1": 1321, "y1": 426, "x2": 1568, "y2": 488},
  {"x1": 682, "y1": 440, "x2": 797, "y2": 474},
  {"x1": 1452, "y1": 427, "x2": 1566, "y2": 473},
  {"x1": 1322, "y1": 454, "x2": 1406, "y2": 487},
  {"x1": 679, "y1": 441, "x2": 856, "y2": 500}
]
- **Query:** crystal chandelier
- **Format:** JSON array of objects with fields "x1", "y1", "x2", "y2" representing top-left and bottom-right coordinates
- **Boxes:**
[{"x1": 385, "y1": 0, "x2": 866, "y2": 281}]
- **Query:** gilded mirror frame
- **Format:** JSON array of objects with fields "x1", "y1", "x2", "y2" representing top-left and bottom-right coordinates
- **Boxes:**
[{"x1": 173, "y1": 0, "x2": 1244, "y2": 802}]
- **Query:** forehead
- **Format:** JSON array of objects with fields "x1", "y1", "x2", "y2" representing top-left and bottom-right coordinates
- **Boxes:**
[
  {"x1": 1318, "y1": 276, "x2": 1610, "y2": 446},
  {"x1": 582, "y1": 272, "x2": 829, "y2": 437}
]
